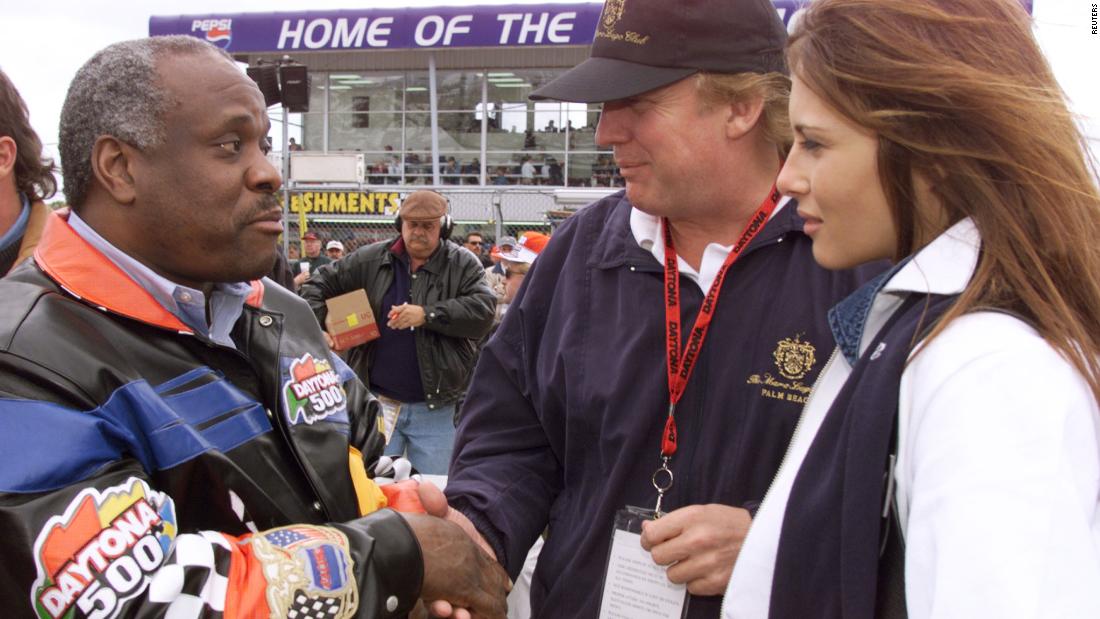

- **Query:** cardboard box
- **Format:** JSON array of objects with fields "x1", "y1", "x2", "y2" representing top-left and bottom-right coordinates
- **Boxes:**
[{"x1": 325, "y1": 289, "x2": 380, "y2": 349}]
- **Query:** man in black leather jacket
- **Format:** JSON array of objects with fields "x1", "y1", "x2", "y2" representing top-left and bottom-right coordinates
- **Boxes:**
[
  {"x1": 300, "y1": 191, "x2": 495, "y2": 474},
  {"x1": 0, "y1": 36, "x2": 507, "y2": 619}
]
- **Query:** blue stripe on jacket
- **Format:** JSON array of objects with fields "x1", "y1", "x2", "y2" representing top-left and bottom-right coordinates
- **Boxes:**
[{"x1": 0, "y1": 369, "x2": 273, "y2": 493}]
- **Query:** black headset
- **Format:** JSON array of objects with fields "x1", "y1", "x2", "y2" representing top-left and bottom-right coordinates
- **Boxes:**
[{"x1": 393, "y1": 195, "x2": 454, "y2": 241}]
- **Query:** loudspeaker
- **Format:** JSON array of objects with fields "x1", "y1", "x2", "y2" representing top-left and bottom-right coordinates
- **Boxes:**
[
  {"x1": 246, "y1": 65, "x2": 280, "y2": 107},
  {"x1": 279, "y1": 65, "x2": 310, "y2": 113}
]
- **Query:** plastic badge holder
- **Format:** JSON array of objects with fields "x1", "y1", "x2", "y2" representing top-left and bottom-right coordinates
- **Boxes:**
[{"x1": 596, "y1": 505, "x2": 689, "y2": 619}]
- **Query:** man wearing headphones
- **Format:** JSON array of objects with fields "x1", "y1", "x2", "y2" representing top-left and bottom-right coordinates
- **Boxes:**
[{"x1": 301, "y1": 190, "x2": 495, "y2": 474}]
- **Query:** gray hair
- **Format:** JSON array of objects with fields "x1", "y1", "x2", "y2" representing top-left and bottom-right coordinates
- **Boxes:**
[{"x1": 59, "y1": 36, "x2": 234, "y2": 208}]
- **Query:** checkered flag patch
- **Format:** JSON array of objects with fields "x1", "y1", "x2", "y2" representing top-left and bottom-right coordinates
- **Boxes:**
[
  {"x1": 287, "y1": 590, "x2": 345, "y2": 618},
  {"x1": 147, "y1": 531, "x2": 233, "y2": 617}
]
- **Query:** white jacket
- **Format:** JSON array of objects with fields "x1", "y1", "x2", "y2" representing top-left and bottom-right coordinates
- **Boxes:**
[{"x1": 723, "y1": 219, "x2": 1100, "y2": 618}]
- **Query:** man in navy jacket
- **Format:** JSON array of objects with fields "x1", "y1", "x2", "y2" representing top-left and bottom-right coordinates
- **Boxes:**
[{"x1": 437, "y1": 0, "x2": 883, "y2": 616}]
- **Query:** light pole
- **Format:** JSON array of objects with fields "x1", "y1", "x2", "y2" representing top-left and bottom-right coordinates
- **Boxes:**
[{"x1": 247, "y1": 57, "x2": 308, "y2": 255}]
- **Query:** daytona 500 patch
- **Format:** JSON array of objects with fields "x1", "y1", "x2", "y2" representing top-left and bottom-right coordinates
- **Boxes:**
[
  {"x1": 282, "y1": 352, "x2": 350, "y2": 426},
  {"x1": 30, "y1": 478, "x2": 178, "y2": 619}
]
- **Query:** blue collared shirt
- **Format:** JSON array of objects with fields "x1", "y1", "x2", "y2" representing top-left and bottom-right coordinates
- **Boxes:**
[
  {"x1": 0, "y1": 193, "x2": 31, "y2": 253},
  {"x1": 67, "y1": 211, "x2": 251, "y2": 349}
]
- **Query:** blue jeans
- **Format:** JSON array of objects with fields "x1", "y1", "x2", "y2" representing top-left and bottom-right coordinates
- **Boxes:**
[{"x1": 382, "y1": 400, "x2": 456, "y2": 475}]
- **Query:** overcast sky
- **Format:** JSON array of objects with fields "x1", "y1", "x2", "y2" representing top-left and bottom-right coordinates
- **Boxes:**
[{"x1": 3, "y1": 0, "x2": 1097, "y2": 169}]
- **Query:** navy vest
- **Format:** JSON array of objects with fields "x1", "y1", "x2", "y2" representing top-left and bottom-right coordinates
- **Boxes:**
[{"x1": 769, "y1": 293, "x2": 958, "y2": 618}]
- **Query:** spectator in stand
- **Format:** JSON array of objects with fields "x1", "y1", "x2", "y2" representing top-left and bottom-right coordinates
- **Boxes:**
[
  {"x1": 546, "y1": 157, "x2": 564, "y2": 186},
  {"x1": 325, "y1": 239, "x2": 345, "y2": 261},
  {"x1": 292, "y1": 230, "x2": 331, "y2": 287},
  {"x1": 443, "y1": 156, "x2": 459, "y2": 185},
  {"x1": 300, "y1": 191, "x2": 495, "y2": 475},
  {"x1": 0, "y1": 67, "x2": 55, "y2": 275},
  {"x1": 288, "y1": 137, "x2": 303, "y2": 151},
  {"x1": 384, "y1": 145, "x2": 401, "y2": 182},
  {"x1": 492, "y1": 166, "x2": 511, "y2": 185},
  {"x1": 523, "y1": 129, "x2": 536, "y2": 149},
  {"x1": 544, "y1": 120, "x2": 558, "y2": 133},
  {"x1": 520, "y1": 156, "x2": 535, "y2": 185},
  {"x1": 462, "y1": 158, "x2": 480, "y2": 185}
]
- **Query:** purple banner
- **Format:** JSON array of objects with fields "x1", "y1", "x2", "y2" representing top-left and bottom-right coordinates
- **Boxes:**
[
  {"x1": 149, "y1": 5, "x2": 604, "y2": 52},
  {"x1": 149, "y1": 1, "x2": 1034, "y2": 53}
]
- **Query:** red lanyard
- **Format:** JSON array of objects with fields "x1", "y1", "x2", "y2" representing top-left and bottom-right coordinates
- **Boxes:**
[{"x1": 660, "y1": 184, "x2": 781, "y2": 457}]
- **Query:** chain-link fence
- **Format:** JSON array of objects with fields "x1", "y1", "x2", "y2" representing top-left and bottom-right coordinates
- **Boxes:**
[{"x1": 280, "y1": 185, "x2": 616, "y2": 261}]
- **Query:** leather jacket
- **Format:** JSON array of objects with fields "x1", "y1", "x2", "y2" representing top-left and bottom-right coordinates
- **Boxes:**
[
  {"x1": 300, "y1": 237, "x2": 495, "y2": 407},
  {"x1": 0, "y1": 211, "x2": 421, "y2": 618}
]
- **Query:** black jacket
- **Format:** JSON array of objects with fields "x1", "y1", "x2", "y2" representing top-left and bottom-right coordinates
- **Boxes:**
[
  {"x1": 0, "y1": 212, "x2": 421, "y2": 618},
  {"x1": 300, "y1": 237, "x2": 495, "y2": 407}
]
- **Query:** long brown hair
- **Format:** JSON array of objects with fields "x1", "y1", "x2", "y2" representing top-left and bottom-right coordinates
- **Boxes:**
[
  {"x1": 788, "y1": 0, "x2": 1100, "y2": 401},
  {"x1": 0, "y1": 67, "x2": 56, "y2": 202}
]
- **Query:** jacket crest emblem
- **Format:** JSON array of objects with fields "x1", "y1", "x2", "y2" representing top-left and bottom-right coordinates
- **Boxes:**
[
  {"x1": 773, "y1": 335, "x2": 816, "y2": 381},
  {"x1": 250, "y1": 525, "x2": 358, "y2": 619}
]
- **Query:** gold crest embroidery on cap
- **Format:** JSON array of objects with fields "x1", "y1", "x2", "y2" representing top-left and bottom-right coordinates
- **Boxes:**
[
  {"x1": 599, "y1": 0, "x2": 625, "y2": 35},
  {"x1": 596, "y1": 0, "x2": 650, "y2": 45}
]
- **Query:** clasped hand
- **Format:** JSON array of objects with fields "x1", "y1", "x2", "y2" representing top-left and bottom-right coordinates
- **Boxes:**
[
  {"x1": 639, "y1": 504, "x2": 752, "y2": 596},
  {"x1": 402, "y1": 482, "x2": 509, "y2": 619}
]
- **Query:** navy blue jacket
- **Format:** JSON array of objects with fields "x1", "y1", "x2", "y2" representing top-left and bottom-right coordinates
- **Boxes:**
[
  {"x1": 446, "y1": 192, "x2": 885, "y2": 618},
  {"x1": 771, "y1": 292, "x2": 958, "y2": 619}
]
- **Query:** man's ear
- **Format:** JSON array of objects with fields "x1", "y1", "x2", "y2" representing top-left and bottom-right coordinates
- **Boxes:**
[
  {"x1": 0, "y1": 136, "x2": 17, "y2": 180},
  {"x1": 725, "y1": 96, "x2": 766, "y2": 141},
  {"x1": 90, "y1": 136, "x2": 138, "y2": 205}
]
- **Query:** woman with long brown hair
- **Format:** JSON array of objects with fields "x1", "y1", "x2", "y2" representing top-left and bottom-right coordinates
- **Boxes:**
[{"x1": 722, "y1": 0, "x2": 1100, "y2": 616}]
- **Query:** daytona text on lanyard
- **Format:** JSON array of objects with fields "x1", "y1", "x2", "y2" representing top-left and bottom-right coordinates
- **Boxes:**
[{"x1": 652, "y1": 184, "x2": 781, "y2": 515}]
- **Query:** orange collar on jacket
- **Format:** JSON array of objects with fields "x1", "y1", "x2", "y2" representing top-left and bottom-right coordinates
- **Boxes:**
[{"x1": 34, "y1": 209, "x2": 265, "y2": 333}]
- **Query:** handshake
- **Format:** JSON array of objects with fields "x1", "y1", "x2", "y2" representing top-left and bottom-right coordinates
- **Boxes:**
[{"x1": 376, "y1": 458, "x2": 510, "y2": 619}]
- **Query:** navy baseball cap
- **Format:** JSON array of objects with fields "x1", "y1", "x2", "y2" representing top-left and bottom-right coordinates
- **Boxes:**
[{"x1": 530, "y1": 0, "x2": 788, "y2": 103}]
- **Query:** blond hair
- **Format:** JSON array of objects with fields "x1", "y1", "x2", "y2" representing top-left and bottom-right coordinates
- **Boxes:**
[{"x1": 695, "y1": 71, "x2": 792, "y2": 157}]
